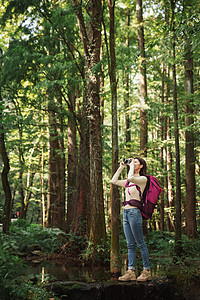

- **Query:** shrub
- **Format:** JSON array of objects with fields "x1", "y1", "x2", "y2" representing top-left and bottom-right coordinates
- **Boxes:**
[
  {"x1": 9, "y1": 219, "x2": 66, "y2": 254},
  {"x1": 0, "y1": 235, "x2": 57, "y2": 299}
]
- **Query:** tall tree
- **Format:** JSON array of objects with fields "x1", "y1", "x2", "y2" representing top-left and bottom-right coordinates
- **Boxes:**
[
  {"x1": 0, "y1": 49, "x2": 12, "y2": 233},
  {"x1": 47, "y1": 90, "x2": 66, "y2": 230},
  {"x1": 43, "y1": 26, "x2": 66, "y2": 230},
  {"x1": 71, "y1": 0, "x2": 106, "y2": 246},
  {"x1": 124, "y1": 7, "x2": 131, "y2": 147},
  {"x1": 0, "y1": 121, "x2": 12, "y2": 234},
  {"x1": 75, "y1": 87, "x2": 90, "y2": 234},
  {"x1": 166, "y1": 66, "x2": 175, "y2": 231},
  {"x1": 106, "y1": 0, "x2": 121, "y2": 274},
  {"x1": 136, "y1": 0, "x2": 148, "y2": 156},
  {"x1": 184, "y1": 0, "x2": 197, "y2": 238},
  {"x1": 170, "y1": 0, "x2": 182, "y2": 253},
  {"x1": 66, "y1": 81, "x2": 78, "y2": 233},
  {"x1": 160, "y1": 65, "x2": 166, "y2": 231}
]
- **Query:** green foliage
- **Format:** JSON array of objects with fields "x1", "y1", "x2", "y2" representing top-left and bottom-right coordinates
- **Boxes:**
[
  {"x1": 167, "y1": 264, "x2": 200, "y2": 290},
  {"x1": 0, "y1": 0, "x2": 200, "y2": 271},
  {"x1": 147, "y1": 231, "x2": 200, "y2": 257},
  {"x1": 9, "y1": 219, "x2": 66, "y2": 254},
  {"x1": 59, "y1": 223, "x2": 110, "y2": 264},
  {"x1": 146, "y1": 231, "x2": 200, "y2": 271},
  {"x1": 180, "y1": 234, "x2": 200, "y2": 258},
  {"x1": 0, "y1": 230, "x2": 58, "y2": 300},
  {"x1": 147, "y1": 231, "x2": 175, "y2": 255},
  {"x1": 80, "y1": 238, "x2": 110, "y2": 265}
]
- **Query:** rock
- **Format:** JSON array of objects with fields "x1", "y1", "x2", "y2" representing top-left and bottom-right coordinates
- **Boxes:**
[
  {"x1": 31, "y1": 259, "x2": 42, "y2": 264},
  {"x1": 31, "y1": 250, "x2": 42, "y2": 256},
  {"x1": 45, "y1": 279, "x2": 188, "y2": 300}
]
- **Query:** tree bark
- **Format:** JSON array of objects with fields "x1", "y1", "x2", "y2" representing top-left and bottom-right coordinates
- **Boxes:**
[
  {"x1": 66, "y1": 84, "x2": 78, "y2": 233},
  {"x1": 124, "y1": 8, "x2": 131, "y2": 147},
  {"x1": 0, "y1": 94, "x2": 12, "y2": 234},
  {"x1": 71, "y1": 0, "x2": 106, "y2": 246},
  {"x1": 107, "y1": 0, "x2": 120, "y2": 274},
  {"x1": 76, "y1": 101, "x2": 90, "y2": 234},
  {"x1": 171, "y1": 0, "x2": 182, "y2": 254},
  {"x1": 184, "y1": 39, "x2": 197, "y2": 238},
  {"x1": 166, "y1": 66, "x2": 175, "y2": 231},
  {"x1": 160, "y1": 65, "x2": 165, "y2": 231},
  {"x1": 136, "y1": 0, "x2": 148, "y2": 156},
  {"x1": 136, "y1": 0, "x2": 148, "y2": 235},
  {"x1": 11, "y1": 100, "x2": 26, "y2": 219},
  {"x1": 47, "y1": 92, "x2": 66, "y2": 230},
  {"x1": 0, "y1": 132, "x2": 12, "y2": 234},
  {"x1": 0, "y1": 48, "x2": 12, "y2": 233}
]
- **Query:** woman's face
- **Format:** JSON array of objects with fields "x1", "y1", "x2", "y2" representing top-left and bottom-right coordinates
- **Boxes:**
[{"x1": 134, "y1": 159, "x2": 143, "y2": 172}]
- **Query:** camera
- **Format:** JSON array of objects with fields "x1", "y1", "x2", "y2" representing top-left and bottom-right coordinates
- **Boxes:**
[{"x1": 123, "y1": 158, "x2": 132, "y2": 165}]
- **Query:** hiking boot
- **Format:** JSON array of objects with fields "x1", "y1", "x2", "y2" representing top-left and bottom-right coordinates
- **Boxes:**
[
  {"x1": 118, "y1": 270, "x2": 136, "y2": 281},
  {"x1": 137, "y1": 270, "x2": 151, "y2": 282}
]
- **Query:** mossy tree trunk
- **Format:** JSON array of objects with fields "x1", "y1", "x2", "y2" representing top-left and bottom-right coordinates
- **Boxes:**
[
  {"x1": 107, "y1": 0, "x2": 121, "y2": 274},
  {"x1": 184, "y1": 36, "x2": 197, "y2": 239},
  {"x1": 0, "y1": 93, "x2": 12, "y2": 234},
  {"x1": 124, "y1": 8, "x2": 131, "y2": 147},
  {"x1": 47, "y1": 91, "x2": 66, "y2": 230},
  {"x1": 71, "y1": 0, "x2": 106, "y2": 247},
  {"x1": 66, "y1": 82, "x2": 78, "y2": 233},
  {"x1": 136, "y1": 0, "x2": 148, "y2": 156},
  {"x1": 170, "y1": 0, "x2": 182, "y2": 254}
]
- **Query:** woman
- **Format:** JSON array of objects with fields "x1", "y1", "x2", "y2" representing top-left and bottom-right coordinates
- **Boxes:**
[{"x1": 111, "y1": 157, "x2": 151, "y2": 282}]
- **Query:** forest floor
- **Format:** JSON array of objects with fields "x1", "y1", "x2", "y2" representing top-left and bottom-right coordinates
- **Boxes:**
[
  {"x1": 1, "y1": 221, "x2": 200, "y2": 299},
  {"x1": 22, "y1": 252, "x2": 200, "y2": 300}
]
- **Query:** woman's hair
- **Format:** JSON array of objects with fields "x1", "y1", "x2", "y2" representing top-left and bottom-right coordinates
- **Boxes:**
[{"x1": 134, "y1": 157, "x2": 147, "y2": 176}]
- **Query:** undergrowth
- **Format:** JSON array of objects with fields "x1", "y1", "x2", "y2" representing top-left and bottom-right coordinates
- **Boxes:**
[
  {"x1": 0, "y1": 219, "x2": 64, "y2": 300},
  {"x1": 0, "y1": 220, "x2": 199, "y2": 299},
  {"x1": 8, "y1": 219, "x2": 66, "y2": 254}
]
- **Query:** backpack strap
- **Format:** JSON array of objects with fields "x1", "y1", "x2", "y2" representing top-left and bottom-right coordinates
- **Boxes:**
[
  {"x1": 125, "y1": 180, "x2": 142, "y2": 199},
  {"x1": 122, "y1": 199, "x2": 143, "y2": 210}
]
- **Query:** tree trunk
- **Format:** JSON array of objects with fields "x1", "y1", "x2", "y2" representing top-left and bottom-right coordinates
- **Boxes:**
[
  {"x1": 66, "y1": 84, "x2": 78, "y2": 233},
  {"x1": 184, "y1": 40, "x2": 197, "y2": 238},
  {"x1": 47, "y1": 93, "x2": 66, "y2": 230},
  {"x1": 166, "y1": 66, "x2": 175, "y2": 231},
  {"x1": 40, "y1": 111, "x2": 46, "y2": 227},
  {"x1": 71, "y1": 0, "x2": 106, "y2": 247},
  {"x1": 0, "y1": 132, "x2": 12, "y2": 234},
  {"x1": 160, "y1": 65, "x2": 165, "y2": 231},
  {"x1": 171, "y1": 0, "x2": 182, "y2": 254},
  {"x1": 12, "y1": 102, "x2": 26, "y2": 219},
  {"x1": 76, "y1": 105, "x2": 90, "y2": 234},
  {"x1": 136, "y1": 0, "x2": 148, "y2": 235},
  {"x1": 124, "y1": 8, "x2": 131, "y2": 147},
  {"x1": 0, "y1": 94, "x2": 12, "y2": 234},
  {"x1": 107, "y1": 0, "x2": 120, "y2": 274},
  {"x1": 136, "y1": 0, "x2": 148, "y2": 156}
]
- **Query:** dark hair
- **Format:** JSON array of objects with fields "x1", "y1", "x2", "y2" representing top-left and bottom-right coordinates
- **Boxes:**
[{"x1": 134, "y1": 157, "x2": 147, "y2": 176}]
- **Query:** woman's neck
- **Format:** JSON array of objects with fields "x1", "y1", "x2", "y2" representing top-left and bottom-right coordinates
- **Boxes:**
[{"x1": 134, "y1": 172, "x2": 140, "y2": 176}]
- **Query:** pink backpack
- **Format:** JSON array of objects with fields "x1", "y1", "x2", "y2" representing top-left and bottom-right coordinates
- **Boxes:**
[
  {"x1": 141, "y1": 175, "x2": 162, "y2": 219},
  {"x1": 125, "y1": 175, "x2": 162, "y2": 219}
]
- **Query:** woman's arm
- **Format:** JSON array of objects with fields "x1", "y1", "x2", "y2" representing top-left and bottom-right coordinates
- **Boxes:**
[
  {"x1": 127, "y1": 159, "x2": 134, "y2": 178},
  {"x1": 111, "y1": 164, "x2": 127, "y2": 187},
  {"x1": 128, "y1": 175, "x2": 147, "y2": 185}
]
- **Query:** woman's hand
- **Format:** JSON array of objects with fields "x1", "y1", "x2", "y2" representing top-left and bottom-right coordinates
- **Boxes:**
[
  {"x1": 120, "y1": 161, "x2": 126, "y2": 168},
  {"x1": 120, "y1": 158, "x2": 134, "y2": 167}
]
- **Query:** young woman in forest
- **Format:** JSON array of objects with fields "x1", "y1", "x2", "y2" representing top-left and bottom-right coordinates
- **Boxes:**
[{"x1": 111, "y1": 157, "x2": 151, "y2": 282}]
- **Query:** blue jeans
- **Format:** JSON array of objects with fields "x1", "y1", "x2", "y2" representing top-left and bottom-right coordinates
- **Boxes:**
[{"x1": 123, "y1": 208, "x2": 150, "y2": 270}]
